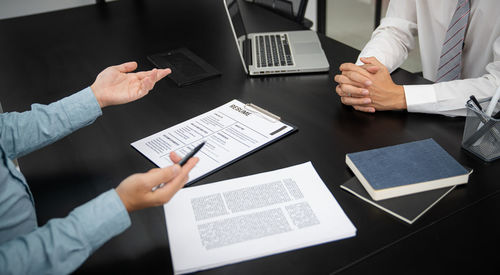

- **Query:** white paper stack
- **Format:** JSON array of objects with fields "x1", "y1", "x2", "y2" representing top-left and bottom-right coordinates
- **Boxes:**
[{"x1": 163, "y1": 162, "x2": 356, "y2": 274}]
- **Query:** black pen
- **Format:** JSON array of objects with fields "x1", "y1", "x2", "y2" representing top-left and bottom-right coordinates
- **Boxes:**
[
  {"x1": 178, "y1": 141, "x2": 206, "y2": 166},
  {"x1": 152, "y1": 141, "x2": 205, "y2": 191},
  {"x1": 493, "y1": 109, "x2": 500, "y2": 119},
  {"x1": 470, "y1": 95, "x2": 482, "y2": 111}
]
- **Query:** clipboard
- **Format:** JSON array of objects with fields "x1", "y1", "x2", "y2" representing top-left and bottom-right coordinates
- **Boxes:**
[
  {"x1": 131, "y1": 100, "x2": 298, "y2": 186},
  {"x1": 188, "y1": 101, "x2": 299, "y2": 186}
]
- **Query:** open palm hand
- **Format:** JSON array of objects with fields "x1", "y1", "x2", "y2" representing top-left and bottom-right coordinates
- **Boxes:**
[{"x1": 91, "y1": 61, "x2": 171, "y2": 108}]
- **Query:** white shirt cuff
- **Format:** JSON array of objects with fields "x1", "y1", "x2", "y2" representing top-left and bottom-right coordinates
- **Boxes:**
[{"x1": 404, "y1": 84, "x2": 439, "y2": 114}]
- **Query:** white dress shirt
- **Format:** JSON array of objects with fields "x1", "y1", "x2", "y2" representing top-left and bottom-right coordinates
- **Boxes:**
[{"x1": 357, "y1": 0, "x2": 500, "y2": 116}]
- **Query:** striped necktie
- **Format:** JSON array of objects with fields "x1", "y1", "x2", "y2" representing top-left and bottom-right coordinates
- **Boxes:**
[{"x1": 436, "y1": 0, "x2": 471, "y2": 82}]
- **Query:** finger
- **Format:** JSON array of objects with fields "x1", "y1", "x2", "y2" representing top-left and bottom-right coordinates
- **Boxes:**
[
  {"x1": 140, "y1": 74, "x2": 156, "y2": 93},
  {"x1": 143, "y1": 68, "x2": 165, "y2": 90},
  {"x1": 360, "y1": 56, "x2": 377, "y2": 64},
  {"x1": 334, "y1": 74, "x2": 366, "y2": 88},
  {"x1": 152, "y1": 157, "x2": 199, "y2": 204},
  {"x1": 340, "y1": 84, "x2": 369, "y2": 97},
  {"x1": 342, "y1": 70, "x2": 373, "y2": 87},
  {"x1": 156, "y1": 68, "x2": 171, "y2": 80},
  {"x1": 360, "y1": 57, "x2": 386, "y2": 68},
  {"x1": 134, "y1": 68, "x2": 170, "y2": 81},
  {"x1": 361, "y1": 64, "x2": 381, "y2": 74},
  {"x1": 114, "y1": 61, "x2": 138, "y2": 73},
  {"x1": 135, "y1": 70, "x2": 156, "y2": 79},
  {"x1": 339, "y1": 63, "x2": 364, "y2": 73},
  {"x1": 335, "y1": 84, "x2": 343, "y2": 97},
  {"x1": 336, "y1": 84, "x2": 365, "y2": 98},
  {"x1": 165, "y1": 157, "x2": 198, "y2": 190},
  {"x1": 180, "y1": 157, "x2": 199, "y2": 174},
  {"x1": 341, "y1": 96, "x2": 372, "y2": 106},
  {"x1": 143, "y1": 165, "x2": 181, "y2": 189},
  {"x1": 169, "y1": 151, "x2": 182, "y2": 163},
  {"x1": 353, "y1": 105, "x2": 376, "y2": 113},
  {"x1": 359, "y1": 56, "x2": 373, "y2": 64},
  {"x1": 340, "y1": 63, "x2": 374, "y2": 80}
]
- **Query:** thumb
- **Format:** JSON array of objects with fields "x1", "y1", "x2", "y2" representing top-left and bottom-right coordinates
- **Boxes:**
[
  {"x1": 151, "y1": 157, "x2": 199, "y2": 203},
  {"x1": 360, "y1": 56, "x2": 375, "y2": 64},
  {"x1": 360, "y1": 57, "x2": 385, "y2": 73},
  {"x1": 143, "y1": 165, "x2": 181, "y2": 189},
  {"x1": 364, "y1": 65, "x2": 381, "y2": 74},
  {"x1": 360, "y1": 56, "x2": 385, "y2": 67}
]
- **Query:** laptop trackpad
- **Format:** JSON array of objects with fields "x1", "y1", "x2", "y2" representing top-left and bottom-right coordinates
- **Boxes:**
[{"x1": 293, "y1": 42, "x2": 322, "y2": 55}]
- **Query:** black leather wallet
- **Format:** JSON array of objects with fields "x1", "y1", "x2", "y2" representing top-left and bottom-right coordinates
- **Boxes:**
[{"x1": 147, "y1": 48, "x2": 221, "y2": 87}]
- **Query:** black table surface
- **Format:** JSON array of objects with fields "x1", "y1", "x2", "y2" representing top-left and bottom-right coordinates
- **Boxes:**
[{"x1": 0, "y1": 0, "x2": 498, "y2": 274}]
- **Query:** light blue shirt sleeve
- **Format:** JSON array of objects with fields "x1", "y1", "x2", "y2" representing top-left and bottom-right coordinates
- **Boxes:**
[
  {"x1": 0, "y1": 189, "x2": 131, "y2": 275},
  {"x1": 0, "y1": 87, "x2": 102, "y2": 159},
  {"x1": 0, "y1": 87, "x2": 131, "y2": 274}
]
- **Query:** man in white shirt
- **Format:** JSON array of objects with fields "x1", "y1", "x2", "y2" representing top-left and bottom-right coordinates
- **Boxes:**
[{"x1": 334, "y1": 0, "x2": 500, "y2": 116}]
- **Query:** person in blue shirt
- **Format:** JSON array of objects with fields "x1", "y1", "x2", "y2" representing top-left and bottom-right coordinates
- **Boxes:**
[{"x1": 0, "y1": 61, "x2": 199, "y2": 274}]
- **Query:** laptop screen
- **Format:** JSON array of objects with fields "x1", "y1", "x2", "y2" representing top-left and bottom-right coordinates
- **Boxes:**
[
  {"x1": 225, "y1": 0, "x2": 247, "y2": 40},
  {"x1": 223, "y1": 0, "x2": 249, "y2": 73}
]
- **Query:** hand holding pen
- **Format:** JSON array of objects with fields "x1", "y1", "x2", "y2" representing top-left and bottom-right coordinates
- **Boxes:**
[
  {"x1": 151, "y1": 141, "x2": 206, "y2": 191},
  {"x1": 115, "y1": 150, "x2": 199, "y2": 213}
]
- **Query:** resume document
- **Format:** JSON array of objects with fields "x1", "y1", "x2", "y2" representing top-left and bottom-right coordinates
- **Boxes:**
[{"x1": 131, "y1": 100, "x2": 295, "y2": 185}]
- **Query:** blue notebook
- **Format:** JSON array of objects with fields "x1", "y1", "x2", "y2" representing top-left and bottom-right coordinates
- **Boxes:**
[{"x1": 345, "y1": 139, "x2": 471, "y2": 201}]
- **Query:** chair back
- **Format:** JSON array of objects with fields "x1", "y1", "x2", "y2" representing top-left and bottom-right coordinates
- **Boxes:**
[{"x1": 248, "y1": 0, "x2": 309, "y2": 25}]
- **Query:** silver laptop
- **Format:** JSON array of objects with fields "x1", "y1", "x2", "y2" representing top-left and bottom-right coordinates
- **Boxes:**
[{"x1": 223, "y1": 0, "x2": 329, "y2": 76}]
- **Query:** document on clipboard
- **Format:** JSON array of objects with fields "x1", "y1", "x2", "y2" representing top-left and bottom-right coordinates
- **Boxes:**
[{"x1": 131, "y1": 100, "x2": 297, "y2": 185}]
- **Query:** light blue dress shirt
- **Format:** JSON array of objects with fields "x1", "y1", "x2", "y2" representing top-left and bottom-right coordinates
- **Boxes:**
[{"x1": 0, "y1": 87, "x2": 131, "y2": 274}]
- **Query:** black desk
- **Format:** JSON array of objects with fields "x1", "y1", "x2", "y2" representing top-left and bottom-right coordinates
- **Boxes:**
[{"x1": 0, "y1": 0, "x2": 498, "y2": 274}]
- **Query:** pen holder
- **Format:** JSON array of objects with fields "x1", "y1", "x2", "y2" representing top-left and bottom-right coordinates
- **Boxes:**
[{"x1": 462, "y1": 97, "x2": 500, "y2": 162}]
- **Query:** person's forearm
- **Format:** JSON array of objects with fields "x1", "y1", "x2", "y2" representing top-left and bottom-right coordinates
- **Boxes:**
[
  {"x1": 404, "y1": 76, "x2": 500, "y2": 116},
  {"x1": 357, "y1": 0, "x2": 418, "y2": 72},
  {"x1": 357, "y1": 18, "x2": 417, "y2": 73},
  {"x1": 0, "y1": 189, "x2": 130, "y2": 275},
  {"x1": 0, "y1": 87, "x2": 102, "y2": 159}
]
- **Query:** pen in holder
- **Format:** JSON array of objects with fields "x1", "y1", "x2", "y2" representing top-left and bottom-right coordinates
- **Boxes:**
[{"x1": 462, "y1": 97, "x2": 500, "y2": 162}]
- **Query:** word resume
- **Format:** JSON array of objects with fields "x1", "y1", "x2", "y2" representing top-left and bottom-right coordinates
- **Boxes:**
[
  {"x1": 131, "y1": 100, "x2": 296, "y2": 185},
  {"x1": 164, "y1": 162, "x2": 357, "y2": 274}
]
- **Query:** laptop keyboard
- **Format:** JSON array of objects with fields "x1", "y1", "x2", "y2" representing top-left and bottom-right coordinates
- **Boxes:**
[{"x1": 255, "y1": 34, "x2": 294, "y2": 68}]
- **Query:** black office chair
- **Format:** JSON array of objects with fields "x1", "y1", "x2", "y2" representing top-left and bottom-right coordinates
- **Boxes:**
[{"x1": 245, "y1": 0, "x2": 313, "y2": 29}]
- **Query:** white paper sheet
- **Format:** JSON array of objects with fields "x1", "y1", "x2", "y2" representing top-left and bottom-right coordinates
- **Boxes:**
[
  {"x1": 164, "y1": 162, "x2": 357, "y2": 274},
  {"x1": 131, "y1": 100, "x2": 295, "y2": 185}
]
